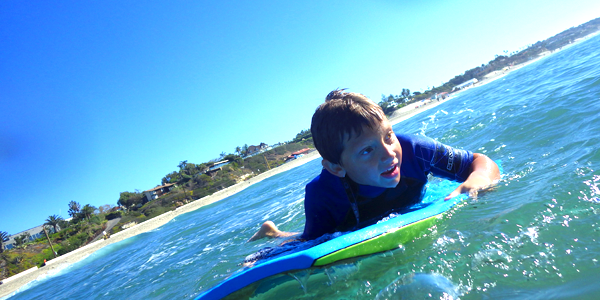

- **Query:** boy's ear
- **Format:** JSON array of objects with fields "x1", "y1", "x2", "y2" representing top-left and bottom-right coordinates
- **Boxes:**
[{"x1": 322, "y1": 159, "x2": 346, "y2": 178}]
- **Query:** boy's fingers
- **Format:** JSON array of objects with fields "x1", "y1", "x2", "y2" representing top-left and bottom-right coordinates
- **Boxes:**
[
  {"x1": 469, "y1": 189, "x2": 479, "y2": 198},
  {"x1": 444, "y1": 189, "x2": 460, "y2": 201},
  {"x1": 445, "y1": 185, "x2": 481, "y2": 201}
]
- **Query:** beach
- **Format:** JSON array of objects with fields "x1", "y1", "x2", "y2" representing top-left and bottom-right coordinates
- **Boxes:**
[{"x1": 0, "y1": 51, "x2": 559, "y2": 298}]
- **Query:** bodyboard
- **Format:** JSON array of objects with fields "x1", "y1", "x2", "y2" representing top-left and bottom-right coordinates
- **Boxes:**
[{"x1": 196, "y1": 179, "x2": 469, "y2": 299}]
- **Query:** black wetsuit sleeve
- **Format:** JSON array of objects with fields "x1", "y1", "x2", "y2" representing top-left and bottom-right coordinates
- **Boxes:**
[{"x1": 301, "y1": 181, "x2": 337, "y2": 240}]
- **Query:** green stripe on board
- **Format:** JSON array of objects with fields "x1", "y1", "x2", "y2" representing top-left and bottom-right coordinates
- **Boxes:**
[{"x1": 313, "y1": 214, "x2": 441, "y2": 267}]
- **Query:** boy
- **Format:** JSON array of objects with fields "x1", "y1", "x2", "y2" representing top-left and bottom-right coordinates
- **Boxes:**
[{"x1": 249, "y1": 89, "x2": 499, "y2": 242}]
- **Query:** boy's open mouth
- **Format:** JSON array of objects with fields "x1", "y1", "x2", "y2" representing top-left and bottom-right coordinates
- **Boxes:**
[{"x1": 381, "y1": 164, "x2": 398, "y2": 177}]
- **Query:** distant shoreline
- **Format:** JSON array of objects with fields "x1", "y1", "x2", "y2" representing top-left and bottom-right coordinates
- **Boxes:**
[{"x1": 0, "y1": 35, "x2": 586, "y2": 297}]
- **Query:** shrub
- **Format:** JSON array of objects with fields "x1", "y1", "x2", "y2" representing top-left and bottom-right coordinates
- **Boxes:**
[
  {"x1": 118, "y1": 213, "x2": 143, "y2": 226},
  {"x1": 89, "y1": 215, "x2": 104, "y2": 225},
  {"x1": 105, "y1": 211, "x2": 122, "y2": 220}
]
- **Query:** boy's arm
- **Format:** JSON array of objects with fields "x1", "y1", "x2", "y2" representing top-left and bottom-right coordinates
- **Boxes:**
[{"x1": 445, "y1": 153, "x2": 500, "y2": 200}]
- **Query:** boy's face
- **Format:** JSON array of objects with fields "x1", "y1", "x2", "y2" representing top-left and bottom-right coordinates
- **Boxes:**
[{"x1": 337, "y1": 119, "x2": 402, "y2": 188}]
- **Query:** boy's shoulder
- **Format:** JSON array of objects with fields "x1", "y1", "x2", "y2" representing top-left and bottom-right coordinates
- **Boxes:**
[
  {"x1": 306, "y1": 168, "x2": 346, "y2": 197},
  {"x1": 397, "y1": 132, "x2": 475, "y2": 181},
  {"x1": 396, "y1": 133, "x2": 436, "y2": 150},
  {"x1": 395, "y1": 133, "x2": 435, "y2": 165}
]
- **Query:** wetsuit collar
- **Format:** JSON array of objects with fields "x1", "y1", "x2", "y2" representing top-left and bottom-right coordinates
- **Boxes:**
[{"x1": 358, "y1": 184, "x2": 387, "y2": 198}]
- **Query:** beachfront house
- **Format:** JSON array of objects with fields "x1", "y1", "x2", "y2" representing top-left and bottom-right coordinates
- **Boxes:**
[
  {"x1": 3, "y1": 225, "x2": 56, "y2": 250},
  {"x1": 143, "y1": 183, "x2": 175, "y2": 201},
  {"x1": 205, "y1": 160, "x2": 230, "y2": 177},
  {"x1": 246, "y1": 143, "x2": 269, "y2": 156}
]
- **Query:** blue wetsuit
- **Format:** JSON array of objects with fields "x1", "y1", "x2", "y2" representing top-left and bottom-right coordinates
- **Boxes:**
[{"x1": 301, "y1": 133, "x2": 473, "y2": 240}]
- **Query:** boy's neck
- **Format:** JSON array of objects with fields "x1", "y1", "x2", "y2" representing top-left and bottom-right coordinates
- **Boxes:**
[{"x1": 346, "y1": 175, "x2": 387, "y2": 197}]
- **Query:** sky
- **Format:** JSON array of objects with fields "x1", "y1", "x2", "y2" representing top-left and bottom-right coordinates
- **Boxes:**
[{"x1": 2, "y1": 0, "x2": 599, "y2": 235}]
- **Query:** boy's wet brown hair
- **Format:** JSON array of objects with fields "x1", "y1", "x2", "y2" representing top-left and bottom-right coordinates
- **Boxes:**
[{"x1": 311, "y1": 89, "x2": 386, "y2": 165}]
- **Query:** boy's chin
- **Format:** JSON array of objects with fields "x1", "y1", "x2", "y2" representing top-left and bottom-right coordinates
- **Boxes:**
[{"x1": 379, "y1": 176, "x2": 401, "y2": 188}]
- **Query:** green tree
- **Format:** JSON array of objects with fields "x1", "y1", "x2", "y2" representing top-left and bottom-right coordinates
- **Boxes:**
[
  {"x1": 402, "y1": 88, "x2": 411, "y2": 99},
  {"x1": 184, "y1": 162, "x2": 200, "y2": 176},
  {"x1": 0, "y1": 231, "x2": 9, "y2": 253},
  {"x1": 14, "y1": 232, "x2": 30, "y2": 247},
  {"x1": 58, "y1": 219, "x2": 69, "y2": 232},
  {"x1": 219, "y1": 152, "x2": 227, "y2": 160},
  {"x1": 81, "y1": 205, "x2": 95, "y2": 221},
  {"x1": 162, "y1": 171, "x2": 181, "y2": 184},
  {"x1": 68, "y1": 201, "x2": 81, "y2": 218},
  {"x1": 118, "y1": 191, "x2": 144, "y2": 211},
  {"x1": 44, "y1": 215, "x2": 64, "y2": 233},
  {"x1": 98, "y1": 204, "x2": 112, "y2": 214},
  {"x1": 223, "y1": 153, "x2": 242, "y2": 164},
  {"x1": 176, "y1": 160, "x2": 193, "y2": 198},
  {"x1": 177, "y1": 160, "x2": 188, "y2": 173},
  {"x1": 177, "y1": 160, "x2": 192, "y2": 184},
  {"x1": 378, "y1": 100, "x2": 396, "y2": 116},
  {"x1": 235, "y1": 146, "x2": 241, "y2": 155}
]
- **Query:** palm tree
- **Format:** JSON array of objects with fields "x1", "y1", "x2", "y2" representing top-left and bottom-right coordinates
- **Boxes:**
[
  {"x1": 81, "y1": 205, "x2": 95, "y2": 221},
  {"x1": 242, "y1": 144, "x2": 249, "y2": 157},
  {"x1": 13, "y1": 236, "x2": 24, "y2": 247},
  {"x1": 0, "y1": 231, "x2": 10, "y2": 253},
  {"x1": 44, "y1": 215, "x2": 64, "y2": 233}
]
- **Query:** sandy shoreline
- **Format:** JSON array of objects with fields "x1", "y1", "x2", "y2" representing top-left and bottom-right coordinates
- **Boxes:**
[{"x1": 0, "y1": 39, "x2": 582, "y2": 297}]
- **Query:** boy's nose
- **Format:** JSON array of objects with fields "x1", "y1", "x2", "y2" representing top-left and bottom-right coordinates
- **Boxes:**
[{"x1": 381, "y1": 144, "x2": 395, "y2": 163}]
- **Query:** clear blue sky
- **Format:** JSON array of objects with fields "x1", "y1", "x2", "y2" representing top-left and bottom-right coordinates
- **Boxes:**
[{"x1": 2, "y1": 0, "x2": 599, "y2": 235}]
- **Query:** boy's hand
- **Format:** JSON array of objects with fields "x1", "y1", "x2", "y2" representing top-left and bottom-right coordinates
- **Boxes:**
[
  {"x1": 445, "y1": 173, "x2": 494, "y2": 200},
  {"x1": 445, "y1": 153, "x2": 500, "y2": 200}
]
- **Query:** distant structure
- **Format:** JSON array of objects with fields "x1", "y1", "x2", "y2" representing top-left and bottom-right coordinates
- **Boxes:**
[
  {"x1": 205, "y1": 160, "x2": 230, "y2": 177},
  {"x1": 143, "y1": 183, "x2": 176, "y2": 201},
  {"x1": 452, "y1": 78, "x2": 479, "y2": 91},
  {"x1": 433, "y1": 92, "x2": 449, "y2": 101},
  {"x1": 3, "y1": 224, "x2": 58, "y2": 250},
  {"x1": 285, "y1": 148, "x2": 311, "y2": 162},
  {"x1": 246, "y1": 143, "x2": 269, "y2": 156}
]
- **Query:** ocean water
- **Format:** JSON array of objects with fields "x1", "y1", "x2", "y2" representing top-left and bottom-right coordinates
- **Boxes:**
[{"x1": 5, "y1": 34, "x2": 600, "y2": 299}]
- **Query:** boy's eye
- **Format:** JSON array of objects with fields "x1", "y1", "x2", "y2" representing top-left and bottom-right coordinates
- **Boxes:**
[
  {"x1": 360, "y1": 147, "x2": 373, "y2": 155},
  {"x1": 385, "y1": 132, "x2": 393, "y2": 143}
]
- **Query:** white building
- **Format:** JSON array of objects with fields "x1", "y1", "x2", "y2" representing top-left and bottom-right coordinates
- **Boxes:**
[
  {"x1": 3, "y1": 225, "x2": 56, "y2": 250},
  {"x1": 143, "y1": 183, "x2": 176, "y2": 201}
]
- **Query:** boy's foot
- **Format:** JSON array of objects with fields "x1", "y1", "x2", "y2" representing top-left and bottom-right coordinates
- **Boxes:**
[{"x1": 248, "y1": 221, "x2": 280, "y2": 242}]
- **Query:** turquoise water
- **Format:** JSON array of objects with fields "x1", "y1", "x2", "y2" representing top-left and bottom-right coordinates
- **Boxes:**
[{"x1": 5, "y1": 34, "x2": 600, "y2": 299}]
